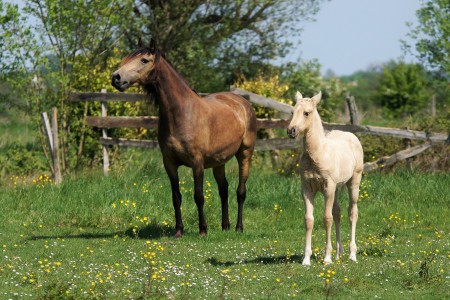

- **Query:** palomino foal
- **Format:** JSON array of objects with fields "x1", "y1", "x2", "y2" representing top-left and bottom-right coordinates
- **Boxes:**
[{"x1": 287, "y1": 91, "x2": 363, "y2": 265}]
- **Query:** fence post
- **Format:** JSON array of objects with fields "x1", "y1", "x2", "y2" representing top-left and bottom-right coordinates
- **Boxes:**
[
  {"x1": 403, "y1": 137, "x2": 413, "y2": 171},
  {"x1": 51, "y1": 107, "x2": 62, "y2": 184},
  {"x1": 41, "y1": 108, "x2": 62, "y2": 184},
  {"x1": 101, "y1": 89, "x2": 110, "y2": 175},
  {"x1": 345, "y1": 93, "x2": 360, "y2": 125}
]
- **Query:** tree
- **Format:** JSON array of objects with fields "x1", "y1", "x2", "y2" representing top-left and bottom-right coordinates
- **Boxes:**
[
  {"x1": 1, "y1": 0, "x2": 328, "y2": 176},
  {"x1": 129, "y1": 0, "x2": 325, "y2": 91},
  {"x1": 403, "y1": 0, "x2": 449, "y2": 78},
  {"x1": 375, "y1": 61, "x2": 429, "y2": 119},
  {"x1": 1, "y1": 0, "x2": 137, "y2": 174}
]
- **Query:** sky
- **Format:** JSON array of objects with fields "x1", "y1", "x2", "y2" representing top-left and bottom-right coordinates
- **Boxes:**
[{"x1": 286, "y1": 0, "x2": 422, "y2": 76}]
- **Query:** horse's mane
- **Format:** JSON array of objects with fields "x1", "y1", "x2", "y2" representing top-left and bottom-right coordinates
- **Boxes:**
[
  {"x1": 157, "y1": 51, "x2": 199, "y2": 95},
  {"x1": 125, "y1": 47, "x2": 198, "y2": 96}
]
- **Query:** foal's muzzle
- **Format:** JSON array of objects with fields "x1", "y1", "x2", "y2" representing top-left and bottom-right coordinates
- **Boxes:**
[{"x1": 287, "y1": 127, "x2": 298, "y2": 139}]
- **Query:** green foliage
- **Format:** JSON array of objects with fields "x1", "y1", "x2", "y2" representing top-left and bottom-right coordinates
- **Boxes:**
[
  {"x1": 403, "y1": 0, "x2": 450, "y2": 78},
  {"x1": 235, "y1": 61, "x2": 347, "y2": 122},
  {"x1": 0, "y1": 1, "x2": 151, "y2": 176},
  {"x1": 341, "y1": 67, "x2": 381, "y2": 112},
  {"x1": 0, "y1": 141, "x2": 48, "y2": 177},
  {"x1": 375, "y1": 61, "x2": 430, "y2": 119},
  {"x1": 235, "y1": 72, "x2": 290, "y2": 119},
  {"x1": 282, "y1": 61, "x2": 347, "y2": 122}
]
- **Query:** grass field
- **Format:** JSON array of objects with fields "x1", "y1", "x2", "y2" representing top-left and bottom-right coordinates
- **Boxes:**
[{"x1": 1, "y1": 150, "x2": 449, "y2": 299}]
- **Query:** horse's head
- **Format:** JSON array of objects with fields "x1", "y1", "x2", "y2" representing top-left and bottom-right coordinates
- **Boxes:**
[
  {"x1": 287, "y1": 91, "x2": 322, "y2": 139},
  {"x1": 111, "y1": 39, "x2": 159, "y2": 92}
]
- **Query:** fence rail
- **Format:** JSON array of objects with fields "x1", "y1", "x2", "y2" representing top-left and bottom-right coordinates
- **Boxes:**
[
  {"x1": 86, "y1": 115, "x2": 447, "y2": 142},
  {"x1": 62, "y1": 88, "x2": 448, "y2": 176}
]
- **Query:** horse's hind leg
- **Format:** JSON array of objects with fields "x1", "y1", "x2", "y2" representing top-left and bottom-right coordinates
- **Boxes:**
[
  {"x1": 235, "y1": 148, "x2": 253, "y2": 232},
  {"x1": 347, "y1": 172, "x2": 362, "y2": 261},
  {"x1": 213, "y1": 165, "x2": 230, "y2": 230}
]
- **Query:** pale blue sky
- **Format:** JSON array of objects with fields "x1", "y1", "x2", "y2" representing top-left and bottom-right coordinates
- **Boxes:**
[{"x1": 289, "y1": 0, "x2": 422, "y2": 75}]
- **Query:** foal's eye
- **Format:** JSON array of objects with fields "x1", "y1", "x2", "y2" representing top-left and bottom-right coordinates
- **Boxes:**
[
  {"x1": 141, "y1": 58, "x2": 149, "y2": 64},
  {"x1": 304, "y1": 111, "x2": 310, "y2": 117}
]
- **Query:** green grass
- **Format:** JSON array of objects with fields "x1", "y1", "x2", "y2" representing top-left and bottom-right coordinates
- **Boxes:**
[
  {"x1": 0, "y1": 114, "x2": 36, "y2": 147},
  {"x1": 1, "y1": 151, "x2": 449, "y2": 299}
]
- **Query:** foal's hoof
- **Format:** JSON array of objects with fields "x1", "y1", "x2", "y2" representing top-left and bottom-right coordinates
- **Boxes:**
[
  {"x1": 235, "y1": 225, "x2": 244, "y2": 233},
  {"x1": 200, "y1": 230, "x2": 207, "y2": 237}
]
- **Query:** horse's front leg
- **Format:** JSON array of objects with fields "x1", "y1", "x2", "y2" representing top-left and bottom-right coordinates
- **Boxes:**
[
  {"x1": 302, "y1": 184, "x2": 316, "y2": 266},
  {"x1": 193, "y1": 165, "x2": 207, "y2": 236},
  {"x1": 213, "y1": 165, "x2": 230, "y2": 230},
  {"x1": 323, "y1": 184, "x2": 336, "y2": 265},
  {"x1": 163, "y1": 158, "x2": 183, "y2": 238}
]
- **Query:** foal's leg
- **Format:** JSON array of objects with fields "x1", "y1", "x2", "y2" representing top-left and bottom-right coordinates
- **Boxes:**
[
  {"x1": 235, "y1": 148, "x2": 253, "y2": 232},
  {"x1": 347, "y1": 172, "x2": 362, "y2": 262},
  {"x1": 192, "y1": 165, "x2": 207, "y2": 236},
  {"x1": 333, "y1": 190, "x2": 344, "y2": 260},
  {"x1": 213, "y1": 165, "x2": 230, "y2": 230},
  {"x1": 323, "y1": 184, "x2": 336, "y2": 265},
  {"x1": 163, "y1": 158, "x2": 183, "y2": 238},
  {"x1": 302, "y1": 184, "x2": 316, "y2": 266}
]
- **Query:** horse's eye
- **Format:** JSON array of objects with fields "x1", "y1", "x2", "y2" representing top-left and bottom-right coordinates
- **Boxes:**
[
  {"x1": 141, "y1": 58, "x2": 149, "y2": 64},
  {"x1": 304, "y1": 112, "x2": 310, "y2": 117}
]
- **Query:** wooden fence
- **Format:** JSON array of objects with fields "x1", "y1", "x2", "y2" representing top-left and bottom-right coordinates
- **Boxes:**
[{"x1": 62, "y1": 88, "x2": 448, "y2": 177}]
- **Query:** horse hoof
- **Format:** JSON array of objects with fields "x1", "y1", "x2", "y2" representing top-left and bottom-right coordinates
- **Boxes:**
[
  {"x1": 200, "y1": 231, "x2": 207, "y2": 237},
  {"x1": 174, "y1": 230, "x2": 183, "y2": 238}
]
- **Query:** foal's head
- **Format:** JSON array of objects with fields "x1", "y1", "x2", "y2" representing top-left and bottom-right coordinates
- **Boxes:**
[
  {"x1": 287, "y1": 91, "x2": 322, "y2": 139},
  {"x1": 111, "y1": 40, "x2": 159, "y2": 92}
]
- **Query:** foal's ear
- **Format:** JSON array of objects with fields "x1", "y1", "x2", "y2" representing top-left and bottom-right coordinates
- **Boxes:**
[
  {"x1": 137, "y1": 37, "x2": 144, "y2": 48},
  {"x1": 295, "y1": 91, "x2": 303, "y2": 103},
  {"x1": 311, "y1": 91, "x2": 322, "y2": 105}
]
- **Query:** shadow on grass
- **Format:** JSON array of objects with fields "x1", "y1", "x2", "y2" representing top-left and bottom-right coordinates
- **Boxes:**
[
  {"x1": 206, "y1": 254, "x2": 306, "y2": 266},
  {"x1": 30, "y1": 224, "x2": 174, "y2": 240}
]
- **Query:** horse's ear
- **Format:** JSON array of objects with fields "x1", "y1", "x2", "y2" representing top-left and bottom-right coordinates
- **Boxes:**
[
  {"x1": 311, "y1": 91, "x2": 322, "y2": 105},
  {"x1": 149, "y1": 38, "x2": 156, "y2": 53},
  {"x1": 137, "y1": 37, "x2": 143, "y2": 48},
  {"x1": 295, "y1": 91, "x2": 303, "y2": 103}
]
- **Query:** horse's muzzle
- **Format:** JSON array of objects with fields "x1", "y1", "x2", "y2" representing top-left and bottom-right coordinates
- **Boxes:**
[{"x1": 111, "y1": 73, "x2": 129, "y2": 92}]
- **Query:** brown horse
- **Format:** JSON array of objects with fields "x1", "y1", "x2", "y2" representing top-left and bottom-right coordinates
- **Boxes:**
[{"x1": 111, "y1": 40, "x2": 257, "y2": 237}]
